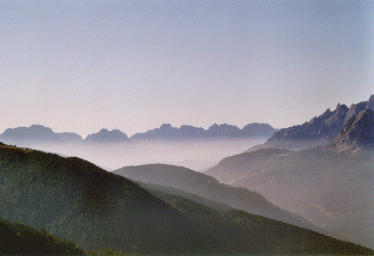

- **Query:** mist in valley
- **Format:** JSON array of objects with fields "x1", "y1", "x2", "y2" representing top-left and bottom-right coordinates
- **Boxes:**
[
  {"x1": 22, "y1": 138, "x2": 267, "y2": 171},
  {"x1": 206, "y1": 146, "x2": 374, "y2": 249}
]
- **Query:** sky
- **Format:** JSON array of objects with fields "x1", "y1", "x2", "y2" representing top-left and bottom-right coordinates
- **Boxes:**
[{"x1": 1, "y1": 0, "x2": 373, "y2": 138}]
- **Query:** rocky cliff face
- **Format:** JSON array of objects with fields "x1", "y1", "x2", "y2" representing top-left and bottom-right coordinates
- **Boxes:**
[
  {"x1": 249, "y1": 95, "x2": 374, "y2": 151},
  {"x1": 328, "y1": 109, "x2": 374, "y2": 151}
]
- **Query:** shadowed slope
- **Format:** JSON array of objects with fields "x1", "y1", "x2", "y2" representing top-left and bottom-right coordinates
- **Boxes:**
[
  {"x1": 115, "y1": 163, "x2": 321, "y2": 232},
  {"x1": 0, "y1": 217, "x2": 84, "y2": 255},
  {"x1": 207, "y1": 146, "x2": 374, "y2": 249}
]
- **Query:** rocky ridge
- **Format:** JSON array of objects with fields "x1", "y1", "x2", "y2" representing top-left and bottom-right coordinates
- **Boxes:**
[
  {"x1": 328, "y1": 108, "x2": 374, "y2": 151},
  {"x1": 0, "y1": 123, "x2": 278, "y2": 146},
  {"x1": 248, "y1": 95, "x2": 374, "y2": 151}
]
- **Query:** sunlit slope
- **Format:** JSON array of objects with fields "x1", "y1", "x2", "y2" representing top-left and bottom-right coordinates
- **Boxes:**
[
  {"x1": 1, "y1": 143, "x2": 373, "y2": 255},
  {"x1": 114, "y1": 163, "x2": 318, "y2": 231},
  {"x1": 206, "y1": 146, "x2": 374, "y2": 249}
]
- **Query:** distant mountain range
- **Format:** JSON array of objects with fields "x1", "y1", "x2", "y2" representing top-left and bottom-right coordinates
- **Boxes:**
[
  {"x1": 248, "y1": 95, "x2": 374, "y2": 151},
  {"x1": 0, "y1": 123, "x2": 278, "y2": 146},
  {"x1": 0, "y1": 125, "x2": 83, "y2": 145},
  {"x1": 2, "y1": 95, "x2": 374, "y2": 253},
  {"x1": 85, "y1": 128, "x2": 129, "y2": 143},
  {"x1": 131, "y1": 123, "x2": 277, "y2": 140}
]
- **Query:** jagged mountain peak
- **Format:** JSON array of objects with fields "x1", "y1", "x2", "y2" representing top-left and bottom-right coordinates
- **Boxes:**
[
  {"x1": 1, "y1": 122, "x2": 278, "y2": 145},
  {"x1": 256, "y1": 95, "x2": 374, "y2": 151},
  {"x1": 98, "y1": 128, "x2": 109, "y2": 133},
  {"x1": 29, "y1": 124, "x2": 51, "y2": 130},
  {"x1": 85, "y1": 128, "x2": 128, "y2": 143},
  {"x1": 335, "y1": 103, "x2": 348, "y2": 112},
  {"x1": 328, "y1": 108, "x2": 374, "y2": 151},
  {"x1": 159, "y1": 123, "x2": 174, "y2": 130},
  {"x1": 131, "y1": 123, "x2": 277, "y2": 140},
  {"x1": 320, "y1": 108, "x2": 332, "y2": 120},
  {"x1": 367, "y1": 94, "x2": 374, "y2": 110},
  {"x1": 208, "y1": 123, "x2": 237, "y2": 128}
]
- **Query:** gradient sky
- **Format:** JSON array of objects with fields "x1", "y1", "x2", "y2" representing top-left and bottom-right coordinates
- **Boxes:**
[{"x1": 1, "y1": 0, "x2": 373, "y2": 137}]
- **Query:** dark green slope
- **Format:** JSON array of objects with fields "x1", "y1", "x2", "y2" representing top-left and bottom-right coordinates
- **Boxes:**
[
  {"x1": 0, "y1": 143, "x2": 209, "y2": 254},
  {"x1": 0, "y1": 216, "x2": 84, "y2": 255},
  {"x1": 0, "y1": 143, "x2": 373, "y2": 255}
]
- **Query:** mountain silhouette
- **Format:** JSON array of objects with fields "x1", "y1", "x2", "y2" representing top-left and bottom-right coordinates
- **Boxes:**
[
  {"x1": 0, "y1": 125, "x2": 82, "y2": 146},
  {"x1": 0, "y1": 122, "x2": 277, "y2": 146},
  {"x1": 131, "y1": 123, "x2": 278, "y2": 140},
  {"x1": 85, "y1": 129, "x2": 129, "y2": 143},
  {"x1": 248, "y1": 95, "x2": 374, "y2": 151}
]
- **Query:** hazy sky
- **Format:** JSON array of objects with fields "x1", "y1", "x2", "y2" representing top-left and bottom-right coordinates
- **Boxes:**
[{"x1": 1, "y1": 0, "x2": 373, "y2": 137}]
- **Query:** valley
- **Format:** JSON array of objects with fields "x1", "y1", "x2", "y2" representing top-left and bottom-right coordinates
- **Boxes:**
[
  {"x1": 1, "y1": 96, "x2": 374, "y2": 254},
  {"x1": 1, "y1": 143, "x2": 372, "y2": 255}
]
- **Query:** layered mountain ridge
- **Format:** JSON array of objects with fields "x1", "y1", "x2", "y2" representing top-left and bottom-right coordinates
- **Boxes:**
[
  {"x1": 85, "y1": 129, "x2": 129, "y2": 143},
  {"x1": 0, "y1": 123, "x2": 277, "y2": 146},
  {"x1": 1, "y1": 143, "x2": 370, "y2": 254},
  {"x1": 113, "y1": 163, "x2": 320, "y2": 232},
  {"x1": 131, "y1": 123, "x2": 277, "y2": 140},
  {"x1": 206, "y1": 147, "x2": 374, "y2": 249}
]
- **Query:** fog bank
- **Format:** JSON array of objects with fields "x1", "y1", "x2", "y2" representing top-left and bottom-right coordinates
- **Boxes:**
[{"x1": 23, "y1": 138, "x2": 266, "y2": 171}]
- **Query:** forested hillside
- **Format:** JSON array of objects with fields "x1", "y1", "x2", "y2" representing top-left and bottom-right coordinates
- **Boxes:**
[
  {"x1": 0, "y1": 217, "x2": 84, "y2": 255},
  {"x1": 0, "y1": 142, "x2": 373, "y2": 255}
]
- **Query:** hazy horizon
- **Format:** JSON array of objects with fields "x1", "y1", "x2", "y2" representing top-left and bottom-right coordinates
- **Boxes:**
[
  {"x1": 1, "y1": 1, "x2": 373, "y2": 138},
  {"x1": 0, "y1": 121, "x2": 278, "y2": 139},
  {"x1": 17, "y1": 137, "x2": 267, "y2": 171}
]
